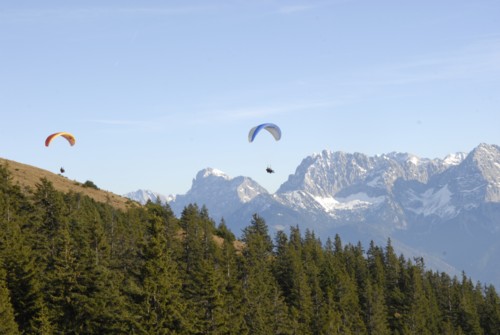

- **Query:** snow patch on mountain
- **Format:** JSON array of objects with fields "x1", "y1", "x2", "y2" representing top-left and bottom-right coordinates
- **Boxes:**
[
  {"x1": 443, "y1": 152, "x2": 466, "y2": 166},
  {"x1": 406, "y1": 185, "x2": 457, "y2": 218},
  {"x1": 336, "y1": 193, "x2": 386, "y2": 209},
  {"x1": 408, "y1": 155, "x2": 420, "y2": 165},
  {"x1": 312, "y1": 193, "x2": 385, "y2": 213},
  {"x1": 312, "y1": 195, "x2": 338, "y2": 212},
  {"x1": 202, "y1": 168, "x2": 229, "y2": 180},
  {"x1": 277, "y1": 190, "x2": 313, "y2": 210}
]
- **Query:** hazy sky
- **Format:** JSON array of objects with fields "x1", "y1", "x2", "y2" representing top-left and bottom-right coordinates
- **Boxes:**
[{"x1": 1, "y1": 1, "x2": 499, "y2": 196}]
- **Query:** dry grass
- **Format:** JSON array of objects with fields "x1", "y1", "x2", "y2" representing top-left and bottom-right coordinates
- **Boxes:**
[{"x1": 1, "y1": 157, "x2": 138, "y2": 211}]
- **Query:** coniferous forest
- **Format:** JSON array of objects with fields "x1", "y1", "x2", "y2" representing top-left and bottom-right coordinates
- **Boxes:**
[{"x1": 1, "y1": 163, "x2": 500, "y2": 335}]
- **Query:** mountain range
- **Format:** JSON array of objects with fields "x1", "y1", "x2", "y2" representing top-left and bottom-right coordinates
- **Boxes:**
[{"x1": 125, "y1": 143, "x2": 500, "y2": 288}]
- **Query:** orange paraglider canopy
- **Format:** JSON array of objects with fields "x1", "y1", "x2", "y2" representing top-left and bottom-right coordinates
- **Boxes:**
[{"x1": 45, "y1": 132, "x2": 76, "y2": 147}]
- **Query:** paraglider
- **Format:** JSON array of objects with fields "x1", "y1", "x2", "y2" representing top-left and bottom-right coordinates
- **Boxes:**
[
  {"x1": 45, "y1": 132, "x2": 75, "y2": 174},
  {"x1": 248, "y1": 123, "x2": 281, "y2": 173},
  {"x1": 248, "y1": 123, "x2": 281, "y2": 143},
  {"x1": 45, "y1": 132, "x2": 76, "y2": 147}
]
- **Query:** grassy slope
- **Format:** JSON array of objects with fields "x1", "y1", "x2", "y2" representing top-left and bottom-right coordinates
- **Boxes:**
[{"x1": 0, "y1": 157, "x2": 137, "y2": 211}]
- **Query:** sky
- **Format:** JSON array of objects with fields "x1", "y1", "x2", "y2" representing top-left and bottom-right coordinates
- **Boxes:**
[{"x1": 1, "y1": 1, "x2": 500, "y2": 197}]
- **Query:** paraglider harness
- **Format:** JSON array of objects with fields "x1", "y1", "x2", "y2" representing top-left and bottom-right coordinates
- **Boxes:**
[{"x1": 266, "y1": 166, "x2": 275, "y2": 174}]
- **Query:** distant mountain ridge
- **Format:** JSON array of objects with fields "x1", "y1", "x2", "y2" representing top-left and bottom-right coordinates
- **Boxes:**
[
  {"x1": 125, "y1": 143, "x2": 500, "y2": 287},
  {"x1": 125, "y1": 189, "x2": 174, "y2": 205}
]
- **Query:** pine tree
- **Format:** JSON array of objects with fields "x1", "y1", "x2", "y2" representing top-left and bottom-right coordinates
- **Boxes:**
[
  {"x1": 0, "y1": 266, "x2": 20, "y2": 334},
  {"x1": 318, "y1": 237, "x2": 343, "y2": 334},
  {"x1": 2, "y1": 235, "x2": 51, "y2": 333},
  {"x1": 44, "y1": 217, "x2": 87, "y2": 333},
  {"x1": 479, "y1": 284, "x2": 500, "y2": 335},
  {"x1": 454, "y1": 274, "x2": 483, "y2": 335},
  {"x1": 283, "y1": 226, "x2": 313, "y2": 333},
  {"x1": 182, "y1": 205, "x2": 229, "y2": 334},
  {"x1": 405, "y1": 258, "x2": 437, "y2": 335},
  {"x1": 136, "y1": 201, "x2": 187, "y2": 334},
  {"x1": 302, "y1": 229, "x2": 328, "y2": 335},
  {"x1": 31, "y1": 178, "x2": 68, "y2": 267},
  {"x1": 364, "y1": 240, "x2": 390, "y2": 334},
  {"x1": 195, "y1": 258, "x2": 229, "y2": 334},
  {"x1": 384, "y1": 238, "x2": 406, "y2": 333},
  {"x1": 274, "y1": 230, "x2": 292, "y2": 302},
  {"x1": 367, "y1": 241, "x2": 385, "y2": 288},
  {"x1": 217, "y1": 227, "x2": 245, "y2": 334},
  {"x1": 430, "y1": 272, "x2": 456, "y2": 332},
  {"x1": 240, "y1": 214, "x2": 291, "y2": 334},
  {"x1": 215, "y1": 218, "x2": 235, "y2": 243},
  {"x1": 66, "y1": 196, "x2": 130, "y2": 333},
  {"x1": 0, "y1": 170, "x2": 51, "y2": 333},
  {"x1": 179, "y1": 204, "x2": 204, "y2": 276},
  {"x1": 334, "y1": 245, "x2": 366, "y2": 334}
]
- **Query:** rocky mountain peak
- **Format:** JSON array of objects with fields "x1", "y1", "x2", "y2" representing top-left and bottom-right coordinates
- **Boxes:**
[
  {"x1": 468, "y1": 143, "x2": 500, "y2": 165},
  {"x1": 443, "y1": 152, "x2": 467, "y2": 166},
  {"x1": 460, "y1": 143, "x2": 500, "y2": 202},
  {"x1": 195, "y1": 168, "x2": 230, "y2": 181},
  {"x1": 278, "y1": 150, "x2": 374, "y2": 197}
]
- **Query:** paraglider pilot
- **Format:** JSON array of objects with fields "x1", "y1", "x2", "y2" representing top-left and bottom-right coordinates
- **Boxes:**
[{"x1": 266, "y1": 167, "x2": 275, "y2": 174}]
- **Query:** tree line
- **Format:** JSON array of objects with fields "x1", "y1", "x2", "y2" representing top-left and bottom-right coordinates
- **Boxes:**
[{"x1": 1, "y1": 163, "x2": 499, "y2": 334}]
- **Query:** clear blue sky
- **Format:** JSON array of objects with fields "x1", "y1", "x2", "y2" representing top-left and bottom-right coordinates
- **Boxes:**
[{"x1": 1, "y1": 1, "x2": 499, "y2": 196}]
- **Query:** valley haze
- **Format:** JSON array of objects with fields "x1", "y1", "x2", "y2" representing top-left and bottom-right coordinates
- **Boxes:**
[{"x1": 126, "y1": 143, "x2": 500, "y2": 289}]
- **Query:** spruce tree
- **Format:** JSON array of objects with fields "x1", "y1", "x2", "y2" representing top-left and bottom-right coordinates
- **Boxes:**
[
  {"x1": 285, "y1": 226, "x2": 313, "y2": 333},
  {"x1": 405, "y1": 259, "x2": 436, "y2": 335},
  {"x1": 479, "y1": 284, "x2": 500, "y2": 335},
  {"x1": 2, "y1": 234, "x2": 50, "y2": 333},
  {"x1": 217, "y1": 228, "x2": 245, "y2": 334},
  {"x1": 365, "y1": 241, "x2": 390, "y2": 334},
  {"x1": 240, "y1": 214, "x2": 290, "y2": 334},
  {"x1": 0, "y1": 173, "x2": 50, "y2": 333},
  {"x1": 384, "y1": 238, "x2": 405, "y2": 333},
  {"x1": 302, "y1": 229, "x2": 327, "y2": 335},
  {"x1": 67, "y1": 197, "x2": 129, "y2": 333},
  {"x1": 136, "y1": 201, "x2": 187, "y2": 334},
  {"x1": 215, "y1": 217, "x2": 235, "y2": 243},
  {"x1": 32, "y1": 178, "x2": 68, "y2": 267},
  {"x1": 319, "y1": 237, "x2": 350, "y2": 334},
  {"x1": 181, "y1": 204, "x2": 228, "y2": 334},
  {"x1": 455, "y1": 274, "x2": 483, "y2": 335},
  {"x1": 0, "y1": 266, "x2": 20, "y2": 334},
  {"x1": 44, "y1": 218, "x2": 85, "y2": 333}
]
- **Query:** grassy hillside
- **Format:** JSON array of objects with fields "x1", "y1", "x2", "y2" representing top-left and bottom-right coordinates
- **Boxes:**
[{"x1": 0, "y1": 157, "x2": 136, "y2": 211}]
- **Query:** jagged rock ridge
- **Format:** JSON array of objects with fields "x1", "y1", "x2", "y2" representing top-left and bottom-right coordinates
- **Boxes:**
[{"x1": 125, "y1": 143, "x2": 500, "y2": 287}]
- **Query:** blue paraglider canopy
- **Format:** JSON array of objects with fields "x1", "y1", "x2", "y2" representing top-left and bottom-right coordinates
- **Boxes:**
[{"x1": 248, "y1": 123, "x2": 281, "y2": 142}]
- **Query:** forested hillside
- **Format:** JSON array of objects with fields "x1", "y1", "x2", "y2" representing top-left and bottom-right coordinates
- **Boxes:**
[{"x1": 1, "y1": 163, "x2": 500, "y2": 334}]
